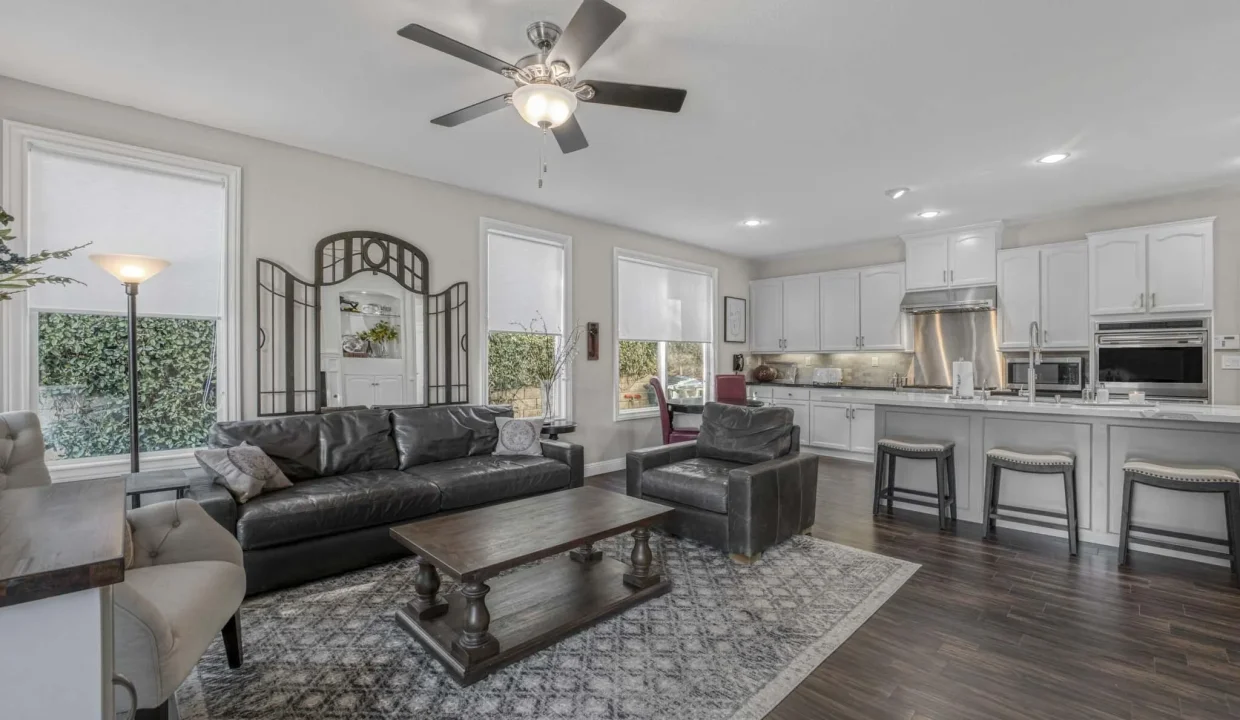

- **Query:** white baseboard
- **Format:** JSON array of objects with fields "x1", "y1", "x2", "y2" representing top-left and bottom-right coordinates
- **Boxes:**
[{"x1": 585, "y1": 458, "x2": 626, "y2": 477}]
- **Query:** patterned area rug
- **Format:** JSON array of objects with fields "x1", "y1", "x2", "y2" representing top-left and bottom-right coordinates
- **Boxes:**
[{"x1": 179, "y1": 533, "x2": 918, "y2": 720}]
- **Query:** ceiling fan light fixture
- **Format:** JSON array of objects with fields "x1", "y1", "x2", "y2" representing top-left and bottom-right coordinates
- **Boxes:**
[{"x1": 512, "y1": 83, "x2": 578, "y2": 129}]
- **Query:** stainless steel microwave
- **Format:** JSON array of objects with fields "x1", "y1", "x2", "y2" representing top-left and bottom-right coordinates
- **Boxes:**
[
  {"x1": 1006, "y1": 355, "x2": 1085, "y2": 393},
  {"x1": 1093, "y1": 319, "x2": 1209, "y2": 401}
]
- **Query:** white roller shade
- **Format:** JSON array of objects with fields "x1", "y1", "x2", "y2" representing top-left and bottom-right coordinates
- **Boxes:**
[
  {"x1": 617, "y1": 254, "x2": 712, "y2": 343},
  {"x1": 487, "y1": 231, "x2": 564, "y2": 334},
  {"x1": 26, "y1": 147, "x2": 225, "y2": 318}
]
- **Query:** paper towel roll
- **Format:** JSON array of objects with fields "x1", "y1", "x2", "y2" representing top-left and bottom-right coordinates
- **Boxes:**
[{"x1": 952, "y1": 360, "x2": 975, "y2": 398}]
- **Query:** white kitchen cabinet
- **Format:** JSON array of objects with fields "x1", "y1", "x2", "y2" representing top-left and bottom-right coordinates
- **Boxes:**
[
  {"x1": 773, "y1": 400, "x2": 810, "y2": 440},
  {"x1": 1040, "y1": 242, "x2": 1090, "y2": 348},
  {"x1": 997, "y1": 247, "x2": 1041, "y2": 350},
  {"x1": 903, "y1": 223, "x2": 1000, "y2": 290},
  {"x1": 781, "y1": 275, "x2": 821, "y2": 352},
  {"x1": 1088, "y1": 219, "x2": 1213, "y2": 316},
  {"x1": 344, "y1": 374, "x2": 404, "y2": 406},
  {"x1": 750, "y1": 279, "x2": 784, "y2": 351},
  {"x1": 903, "y1": 235, "x2": 950, "y2": 290},
  {"x1": 858, "y1": 264, "x2": 906, "y2": 350},
  {"x1": 849, "y1": 405, "x2": 875, "y2": 453},
  {"x1": 809, "y1": 401, "x2": 851, "y2": 450},
  {"x1": 819, "y1": 271, "x2": 860, "y2": 351}
]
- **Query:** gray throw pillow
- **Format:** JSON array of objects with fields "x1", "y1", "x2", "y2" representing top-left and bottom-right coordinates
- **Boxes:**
[
  {"x1": 195, "y1": 441, "x2": 294, "y2": 503},
  {"x1": 494, "y1": 417, "x2": 544, "y2": 456},
  {"x1": 696, "y1": 403, "x2": 794, "y2": 464}
]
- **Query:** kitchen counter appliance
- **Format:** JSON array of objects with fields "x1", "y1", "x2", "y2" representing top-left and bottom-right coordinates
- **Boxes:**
[
  {"x1": 1007, "y1": 355, "x2": 1085, "y2": 394},
  {"x1": 1093, "y1": 319, "x2": 1209, "y2": 402}
]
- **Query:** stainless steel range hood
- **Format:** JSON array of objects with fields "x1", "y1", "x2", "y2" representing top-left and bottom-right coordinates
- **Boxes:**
[{"x1": 900, "y1": 285, "x2": 998, "y2": 314}]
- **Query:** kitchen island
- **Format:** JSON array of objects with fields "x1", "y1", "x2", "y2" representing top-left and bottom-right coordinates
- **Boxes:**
[{"x1": 852, "y1": 390, "x2": 1240, "y2": 566}]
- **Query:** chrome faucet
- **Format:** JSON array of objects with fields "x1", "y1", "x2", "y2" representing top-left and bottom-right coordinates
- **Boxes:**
[{"x1": 1027, "y1": 320, "x2": 1042, "y2": 405}]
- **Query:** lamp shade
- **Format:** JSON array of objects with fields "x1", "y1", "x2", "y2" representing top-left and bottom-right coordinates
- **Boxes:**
[
  {"x1": 89, "y1": 253, "x2": 170, "y2": 284},
  {"x1": 511, "y1": 83, "x2": 578, "y2": 129}
]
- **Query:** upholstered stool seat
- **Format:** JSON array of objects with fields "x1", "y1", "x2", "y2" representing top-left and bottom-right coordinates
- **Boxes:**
[
  {"x1": 983, "y1": 448, "x2": 1079, "y2": 556},
  {"x1": 1119, "y1": 460, "x2": 1239, "y2": 575},
  {"x1": 873, "y1": 438, "x2": 956, "y2": 530}
]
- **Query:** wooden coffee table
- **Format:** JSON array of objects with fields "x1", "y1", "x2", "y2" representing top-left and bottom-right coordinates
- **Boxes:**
[{"x1": 390, "y1": 486, "x2": 673, "y2": 685}]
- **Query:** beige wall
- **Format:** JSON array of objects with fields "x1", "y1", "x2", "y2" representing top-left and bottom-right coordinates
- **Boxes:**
[
  {"x1": 0, "y1": 75, "x2": 751, "y2": 466},
  {"x1": 752, "y1": 184, "x2": 1240, "y2": 403}
]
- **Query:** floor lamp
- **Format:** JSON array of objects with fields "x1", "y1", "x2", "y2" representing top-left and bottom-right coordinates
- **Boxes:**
[{"x1": 89, "y1": 254, "x2": 170, "y2": 474}]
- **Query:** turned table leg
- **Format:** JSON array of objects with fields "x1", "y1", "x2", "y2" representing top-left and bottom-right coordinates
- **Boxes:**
[
  {"x1": 452, "y1": 581, "x2": 499, "y2": 662},
  {"x1": 410, "y1": 557, "x2": 448, "y2": 621},
  {"x1": 569, "y1": 542, "x2": 602, "y2": 564},
  {"x1": 623, "y1": 526, "x2": 660, "y2": 589}
]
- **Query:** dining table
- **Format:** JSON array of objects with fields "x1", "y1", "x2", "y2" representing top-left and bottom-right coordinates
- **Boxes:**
[{"x1": 665, "y1": 397, "x2": 765, "y2": 428}]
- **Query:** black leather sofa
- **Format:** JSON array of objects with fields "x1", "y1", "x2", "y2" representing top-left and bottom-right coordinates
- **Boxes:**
[
  {"x1": 626, "y1": 403, "x2": 819, "y2": 561},
  {"x1": 188, "y1": 405, "x2": 584, "y2": 594}
]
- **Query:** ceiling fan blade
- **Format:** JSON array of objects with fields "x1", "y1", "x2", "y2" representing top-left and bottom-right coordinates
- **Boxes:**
[
  {"x1": 549, "y1": 0, "x2": 627, "y2": 73},
  {"x1": 397, "y1": 24, "x2": 518, "y2": 77},
  {"x1": 552, "y1": 116, "x2": 589, "y2": 154},
  {"x1": 431, "y1": 94, "x2": 511, "y2": 127},
  {"x1": 580, "y1": 81, "x2": 687, "y2": 113}
]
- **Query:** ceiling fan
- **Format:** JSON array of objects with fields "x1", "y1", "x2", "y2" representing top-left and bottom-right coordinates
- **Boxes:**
[{"x1": 397, "y1": 0, "x2": 687, "y2": 154}]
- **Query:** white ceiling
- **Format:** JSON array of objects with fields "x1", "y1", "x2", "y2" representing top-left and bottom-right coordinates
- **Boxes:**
[{"x1": 2, "y1": 1, "x2": 1240, "y2": 258}]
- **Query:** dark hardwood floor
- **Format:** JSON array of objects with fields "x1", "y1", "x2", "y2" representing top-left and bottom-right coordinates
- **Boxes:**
[{"x1": 592, "y1": 457, "x2": 1240, "y2": 720}]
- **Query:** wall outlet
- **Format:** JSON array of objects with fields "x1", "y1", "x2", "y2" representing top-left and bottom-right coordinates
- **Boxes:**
[
  {"x1": 1222, "y1": 354, "x2": 1240, "y2": 370},
  {"x1": 871, "y1": 356, "x2": 879, "y2": 367}
]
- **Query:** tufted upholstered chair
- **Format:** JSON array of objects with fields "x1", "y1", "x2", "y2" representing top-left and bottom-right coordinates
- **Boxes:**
[{"x1": 0, "y1": 410, "x2": 53, "y2": 489}]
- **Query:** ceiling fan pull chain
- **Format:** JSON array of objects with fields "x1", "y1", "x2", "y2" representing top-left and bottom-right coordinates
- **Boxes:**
[{"x1": 538, "y1": 127, "x2": 548, "y2": 188}]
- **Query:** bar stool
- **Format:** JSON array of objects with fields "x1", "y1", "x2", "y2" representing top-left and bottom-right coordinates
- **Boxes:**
[
  {"x1": 983, "y1": 448, "x2": 1078, "y2": 556},
  {"x1": 873, "y1": 438, "x2": 956, "y2": 530},
  {"x1": 1119, "y1": 460, "x2": 1240, "y2": 576}
]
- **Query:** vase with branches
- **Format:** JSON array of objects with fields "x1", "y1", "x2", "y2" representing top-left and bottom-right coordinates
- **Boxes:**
[
  {"x1": 0, "y1": 206, "x2": 88, "y2": 301},
  {"x1": 512, "y1": 313, "x2": 583, "y2": 419}
]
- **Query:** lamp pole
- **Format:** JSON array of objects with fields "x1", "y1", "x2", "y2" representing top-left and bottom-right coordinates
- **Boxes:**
[{"x1": 125, "y1": 281, "x2": 140, "y2": 473}]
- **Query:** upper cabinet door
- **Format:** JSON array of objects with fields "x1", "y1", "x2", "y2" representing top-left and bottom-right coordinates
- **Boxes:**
[
  {"x1": 996, "y1": 247, "x2": 1041, "y2": 349},
  {"x1": 819, "y1": 271, "x2": 860, "y2": 351},
  {"x1": 904, "y1": 235, "x2": 950, "y2": 290},
  {"x1": 858, "y1": 264, "x2": 905, "y2": 350},
  {"x1": 1088, "y1": 230, "x2": 1147, "y2": 315},
  {"x1": 948, "y1": 226, "x2": 998, "y2": 287},
  {"x1": 1146, "y1": 220, "x2": 1213, "y2": 314},
  {"x1": 781, "y1": 275, "x2": 821, "y2": 352},
  {"x1": 1041, "y1": 242, "x2": 1090, "y2": 348},
  {"x1": 750, "y1": 280, "x2": 784, "y2": 351}
]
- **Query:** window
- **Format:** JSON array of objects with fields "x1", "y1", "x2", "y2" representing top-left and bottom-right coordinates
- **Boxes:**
[
  {"x1": 1, "y1": 122, "x2": 240, "y2": 477},
  {"x1": 480, "y1": 219, "x2": 572, "y2": 419},
  {"x1": 614, "y1": 250, "x2": 715, "y2": 418}
]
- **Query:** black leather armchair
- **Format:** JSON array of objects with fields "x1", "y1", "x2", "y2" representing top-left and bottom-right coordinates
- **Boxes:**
[{"x1": 626, "y1": 403, "x2": 819, "y2": 561}]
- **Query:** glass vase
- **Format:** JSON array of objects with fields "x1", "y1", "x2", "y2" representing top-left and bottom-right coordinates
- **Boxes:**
[{"x1": 540, "y1": 379, "x2": 556, "y2": 419}]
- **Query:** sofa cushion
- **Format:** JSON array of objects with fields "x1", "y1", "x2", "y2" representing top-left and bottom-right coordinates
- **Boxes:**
[
  {"x1": 210, "y1": 414, "x2": 323, "y2": 481},
  {"x1": 234, "y1": 470, "x2": 441, "y2": 550},
  {"x1": 407, "y1": 455, "x2": 570, "y2": 510},
  {"x1": 319, "y1": 409, "x2": 399, "y2": 475},
  {"x1": 697, "y1": 403, "x2": 794, "y2": 465},
  {"x1": 641, "y1": 457, "x2": 744, "y2": 514},
  {"x1": 391, "y1": 405, "x2": 512, "y2": 470}
]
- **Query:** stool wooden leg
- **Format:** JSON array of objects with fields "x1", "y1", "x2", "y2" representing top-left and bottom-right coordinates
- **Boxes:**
[
  {"x1": 1224, "y1": 487, "x2": 1239, "y2": 577},
  {"x1": 982, "y1": 458, "x2": 996, "y2": 540},
  {"x1": 946, "y1": 450, "x2": 958, "y2": 524},
  {"x1": 1118, "y1": 472, "x2": 1136, "y2": 567},
  {"x1": 934, "y1": 456, "x2": 949, "y2": 531},
  {"x1": 885, "y1": 453, "x2": 897, "y2": 514},
  {"x1": 1064, "y1": 466, "x2": 1079, "y2": 557},
  {"x1": 872, "y1": 449, "x2": 886, "y2": 516}
]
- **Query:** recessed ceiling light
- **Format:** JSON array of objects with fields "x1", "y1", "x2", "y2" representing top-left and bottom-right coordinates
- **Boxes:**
[
  {"x1": 886, "y1": 187, "x2": 910, "y2": 200},
  {"x1": 917, "y1": 210, "x2": 941, "y2": 219},
  {"x1": 1037, "y1": 152, "x2": 1070, "y2": 164},
  {"x1": 742, "y1": 219, "x2": 763, "y2": 227}
]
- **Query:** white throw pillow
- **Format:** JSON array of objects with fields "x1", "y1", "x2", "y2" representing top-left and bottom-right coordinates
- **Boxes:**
[
  {"x1": 195, "y1": 441, "x2": 294, "y2": 503},
  {"x1": 494, "y1": 417, "x2": 544, "y2": 456}
]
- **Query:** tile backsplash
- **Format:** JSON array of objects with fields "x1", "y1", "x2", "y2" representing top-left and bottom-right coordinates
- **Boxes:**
[{"x1": 750, "y1": 352, "x2": 914, "y2": 387}]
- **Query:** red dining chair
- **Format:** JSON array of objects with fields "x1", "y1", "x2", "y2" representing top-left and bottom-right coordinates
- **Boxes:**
[
  {"x1": 650, "y1": 376, "x2": 700, "y2": 445},
  {"x1": 715, "y1": 374, "x2": 748, "y2": 403}
]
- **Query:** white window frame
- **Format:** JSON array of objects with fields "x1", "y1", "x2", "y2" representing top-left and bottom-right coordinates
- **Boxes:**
[
  {"x1": 477, "y1": 217, "x2": 574, "y2": 420},
  {"x1": 1, "y1": 121, "x2": 242, "y2": 481},
  {"x1": 613, "y1": 248, "x2": 717, "y2": 422}
]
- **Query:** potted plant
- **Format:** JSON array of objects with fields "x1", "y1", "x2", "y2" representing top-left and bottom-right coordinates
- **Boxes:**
[
  {"x1": 0, "y1": 206, "x2": 87, "y2": 300},
  {"x1": 357, "y1": 320, "x2": 399, "y2": 358},
  {"x1": 513, "y1": 314, "x2": 583, "y2": 419}
]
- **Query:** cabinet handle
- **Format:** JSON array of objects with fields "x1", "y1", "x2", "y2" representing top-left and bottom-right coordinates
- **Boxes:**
[
  {"x1": 860, "y1": 336, "x2": 865, "y2": 347},
  {"x1": 1136, "y1": 292, "x2": 1144, "y2": 309},
  {"x1": 1044, "y1": 330, "x2": 1049, "y2": 343},
  {"x1": 1150, "y1": 292, "x2": 1156, "y2": 309},
  {"x1": 951, "y1": 270, "x2": 955, "y2": 282},
  {"x1": 942, "y1": 270, "x2": 947, "y2": 282}
]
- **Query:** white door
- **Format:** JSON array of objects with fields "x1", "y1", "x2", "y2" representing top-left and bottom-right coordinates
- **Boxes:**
[
  {"x1": 773, "y1": 400, "x2": 811, "y2": 444},
  {"x1": 819, "y1": 271, "x2": 860, "y2": 351},
  {"x1": 858, "y1": 264, "x2": 905, "y2": 350},
  {"x1": 750, "y1": 280, "x2": 784, "y2": 351},
  {"x1": 996, "y1": 247, "x2": 1040, "y2": 349},
  {"x1": 949, "y1": 227, "x2": 998, "y2": 287},
  {"x1": 1147, "y1": 221, "x2": 1213, "y2": 313},
  {"x1": 808, "y1": 402, "x2": 851, "y2": 450},
  {"x1": 848, "y1": 405, "x2": 875, "y2": 453},
  {"x1": 904, "y1": 235, "x2": 950, "y2": 290},
  {"x1": 781, "y1": 276, "x2": 821, "y2": 352},
  {"x1": 1089, "y1": 231, "x2": 1147, "y2": 315},
  {"x1": 1041, "y1": 242, "x2": 1090, "y2": 348},
  {"x1": 344, "y1": 374, "x2": 375, "y2": 406},
  {"x1": 374, "y1": 375, "x2": 405, "y2": 405}
]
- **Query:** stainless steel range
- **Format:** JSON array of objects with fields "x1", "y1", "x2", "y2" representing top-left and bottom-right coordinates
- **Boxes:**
[{"x1": 1093, "y1": 319, "x2": 1209, "y2": 402}]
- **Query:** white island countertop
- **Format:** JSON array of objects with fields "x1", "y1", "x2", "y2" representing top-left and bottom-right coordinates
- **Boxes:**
[{"x1": 804, "y1": 387, "x2": 1240, "y2": 426}]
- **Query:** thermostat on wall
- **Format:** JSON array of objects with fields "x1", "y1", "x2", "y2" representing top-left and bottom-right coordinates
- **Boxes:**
[{"x1": 1216, "y1": 334, "x2": 1240, "y2": 350}]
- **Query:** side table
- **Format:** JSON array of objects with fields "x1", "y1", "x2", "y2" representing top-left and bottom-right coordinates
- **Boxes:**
[{"x1": 125, "y1": 469, "x2": 195, "y2": 509}]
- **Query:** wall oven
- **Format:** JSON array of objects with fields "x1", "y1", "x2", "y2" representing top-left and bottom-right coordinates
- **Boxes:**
[
  {"x1": 1006, "y1": 355, "x2": 1085, "y2": 394},
  {"x1": 1093, "y1": 319, "x2": 1209, "y2": 402}
]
